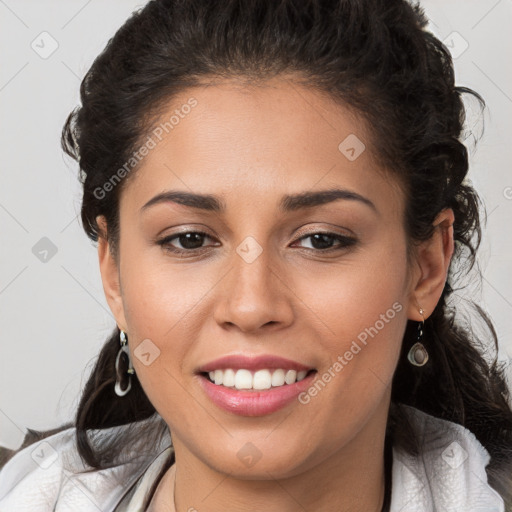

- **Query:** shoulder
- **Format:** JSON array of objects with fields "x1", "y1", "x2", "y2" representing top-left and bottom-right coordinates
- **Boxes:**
[
  {"x1": 390, "y1": 404, "x2": 505, "y2": 512},
  {"x1": 0, "y1": 425, "x2": 162, "y2": 512}
]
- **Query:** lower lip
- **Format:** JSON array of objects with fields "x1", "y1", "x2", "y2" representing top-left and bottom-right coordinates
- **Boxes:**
[{"x1": 197, "y1": 371, "x2": 317, "y2": 416}]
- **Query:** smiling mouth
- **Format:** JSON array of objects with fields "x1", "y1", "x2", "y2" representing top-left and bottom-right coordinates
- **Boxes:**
[{"x1": 200, "y1": 368, "x2": 317, "y2": 391}]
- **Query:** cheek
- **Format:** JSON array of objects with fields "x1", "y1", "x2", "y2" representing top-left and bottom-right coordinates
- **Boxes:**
[
  {"x1": 289, "y1": 247, "x2": 409, "y2": 450},
  {"x1": 120, "y1": 240, "x2": 212, "y2": 336},
  {"x1": 296, "y1": 233, "x2": 409, "y2": 381},
  {"x1": 117, "y1": 247, "x2": 209, "y2": 395}
]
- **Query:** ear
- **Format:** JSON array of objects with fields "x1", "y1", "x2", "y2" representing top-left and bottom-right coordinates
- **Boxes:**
[
  {"x1": 407, "y1": 208, "x2": 455, "y2": 321},
  {"x1": 96, "y1": 215, "x2": 128, "y2": 331}
]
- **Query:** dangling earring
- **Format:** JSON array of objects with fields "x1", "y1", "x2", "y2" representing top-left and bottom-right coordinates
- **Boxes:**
[
  {"x1": 407, "y1": 307, "x2": 429, "y2": 367},
  {"x1": 114, "y1": 330, "x2": 135, "y2": 397}
]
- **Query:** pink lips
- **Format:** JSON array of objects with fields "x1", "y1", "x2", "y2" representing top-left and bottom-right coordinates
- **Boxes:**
[
  {"x1": 197, "y1": 371, "x2": 316, "y2": 416},
  {"x1": 195, "y1": 354, "x2": 316, "y2": 417}
]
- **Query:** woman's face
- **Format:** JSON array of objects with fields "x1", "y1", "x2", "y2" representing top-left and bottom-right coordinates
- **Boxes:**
[{"x1": 99, "y1": 77, "x2": 434, "y2": 479}]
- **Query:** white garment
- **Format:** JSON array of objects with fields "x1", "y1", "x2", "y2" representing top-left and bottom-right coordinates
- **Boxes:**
[{"x1": 0, "y1": 405, "x2": 505, "y2": 512}]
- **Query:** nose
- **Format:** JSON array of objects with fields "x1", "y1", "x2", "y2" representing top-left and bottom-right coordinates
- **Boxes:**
[{"x1": 213, "y1": 245, "x2": 294, "y2": 333}]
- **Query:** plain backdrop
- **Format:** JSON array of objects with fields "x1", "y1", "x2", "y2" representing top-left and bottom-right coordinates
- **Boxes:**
[{"x1": 1, "y1": 0, "x2": 511, "y2": 449}]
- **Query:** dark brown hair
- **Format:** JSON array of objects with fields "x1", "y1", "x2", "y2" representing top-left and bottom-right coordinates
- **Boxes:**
[{"x1": 5, "y1": 0, "x2": 512, "y2": 509}]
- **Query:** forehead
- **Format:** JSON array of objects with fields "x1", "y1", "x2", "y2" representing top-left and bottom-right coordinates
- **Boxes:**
[{"x1": 120, "y1": 77, "x2": 404, "y2": 219}]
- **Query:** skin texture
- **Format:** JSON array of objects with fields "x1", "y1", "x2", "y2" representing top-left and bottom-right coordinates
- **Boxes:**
[{"x1": 96, "y1": 77, "x2": 454, "y2": 512}]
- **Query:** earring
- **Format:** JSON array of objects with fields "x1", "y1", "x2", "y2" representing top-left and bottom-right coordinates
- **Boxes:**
[
  {"x1": 407, "y1": 308, "x2": 429, "y2": 367},
  {"x1": 114, "y1": 330, "x2": 135, "y2": 397}
]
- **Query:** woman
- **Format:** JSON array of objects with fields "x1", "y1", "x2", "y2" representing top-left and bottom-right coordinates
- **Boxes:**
[{"x1": 0, "y1": 0, "x2": 511, "y2": 510}]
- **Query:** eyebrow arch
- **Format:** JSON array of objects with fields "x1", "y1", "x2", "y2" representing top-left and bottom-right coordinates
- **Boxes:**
[
  {"x1": 140, "y1": 188, "x2": 378, "y2": 215},
  {"x1": 280, "y1": 188, "x2": 378, "y2": 215}
]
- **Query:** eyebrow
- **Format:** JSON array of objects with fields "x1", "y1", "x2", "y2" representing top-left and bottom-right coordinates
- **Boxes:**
[{"x1": 140, "y1": 188, "x2": 378, "y2": 215}]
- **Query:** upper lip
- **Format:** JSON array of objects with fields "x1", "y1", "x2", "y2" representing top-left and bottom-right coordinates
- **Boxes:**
[{"x1": 196, "y1": 354, "x2": 315, "y2": 373}]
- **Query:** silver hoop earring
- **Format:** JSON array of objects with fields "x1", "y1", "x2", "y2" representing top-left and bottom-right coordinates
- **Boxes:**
[
  {"x1": 114, "y1": 330, "x2": 135, "y2": 397},
  {"x1": 407, "y1": 308, "x2": 429, "y2": 367}
]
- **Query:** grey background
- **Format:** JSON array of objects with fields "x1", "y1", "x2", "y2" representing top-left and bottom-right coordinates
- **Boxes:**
[{"x1": 1, "y1": 0, "x2": 511, "y2": 449}]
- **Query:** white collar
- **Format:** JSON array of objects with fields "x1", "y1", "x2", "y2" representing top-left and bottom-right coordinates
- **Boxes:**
[{"x1": 388, "y1": 405, "x2": 504, "y2": 511}]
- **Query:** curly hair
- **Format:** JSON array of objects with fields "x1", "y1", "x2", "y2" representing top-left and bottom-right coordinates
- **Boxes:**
[{"x1": 7, "y1": 0, "x2": 512, "y2": 509}]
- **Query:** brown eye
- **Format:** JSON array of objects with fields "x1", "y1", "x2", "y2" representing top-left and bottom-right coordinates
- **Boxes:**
[
  {"x1": 292, "y1": 232, "x2": 357, "y2": 252},
  {"x1": 157, "y1": 231, "x2": 218, "y2": 254}
]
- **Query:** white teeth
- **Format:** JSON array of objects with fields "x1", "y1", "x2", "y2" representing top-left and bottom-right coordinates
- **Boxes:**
[
  {"x1": 253, "y1": 370, "x2": 272, "y2": 390},
  {"x1": 271, "y1": 369, "x2": 285, "y2": 387},
  {"x1": 296, "y1": 370, "x2": 307, "y2": 381},
  {"x1": 234, "y1": 369, "x2": 253, "y2": 389},
  {"x1": 284, "y1": 370, "x2": 297, "y2": 384},
  {"x1": 223, "y1": 368, "x2": 235, "y2": 387},
  {"x1": 205, "y1": 368, "x2": 311, "y2": 389}
]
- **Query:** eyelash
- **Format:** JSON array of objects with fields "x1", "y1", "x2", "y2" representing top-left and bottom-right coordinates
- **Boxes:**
[{"x1": 156, "y1": 230, "x2": 357, "y2": 256}]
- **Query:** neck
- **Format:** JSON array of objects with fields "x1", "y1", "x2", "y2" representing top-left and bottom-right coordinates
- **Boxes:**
[{"x1": 155, "y1": 403, "x2": 390, "y2": 512}]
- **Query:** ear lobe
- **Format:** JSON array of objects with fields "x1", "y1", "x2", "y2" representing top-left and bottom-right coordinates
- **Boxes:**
[
  {"x1": 408, "y1": 208, "x2": 455, "y2": 321},
  {"x1": 96, "y1": 215, "x2": 127, "y2": 331}
]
